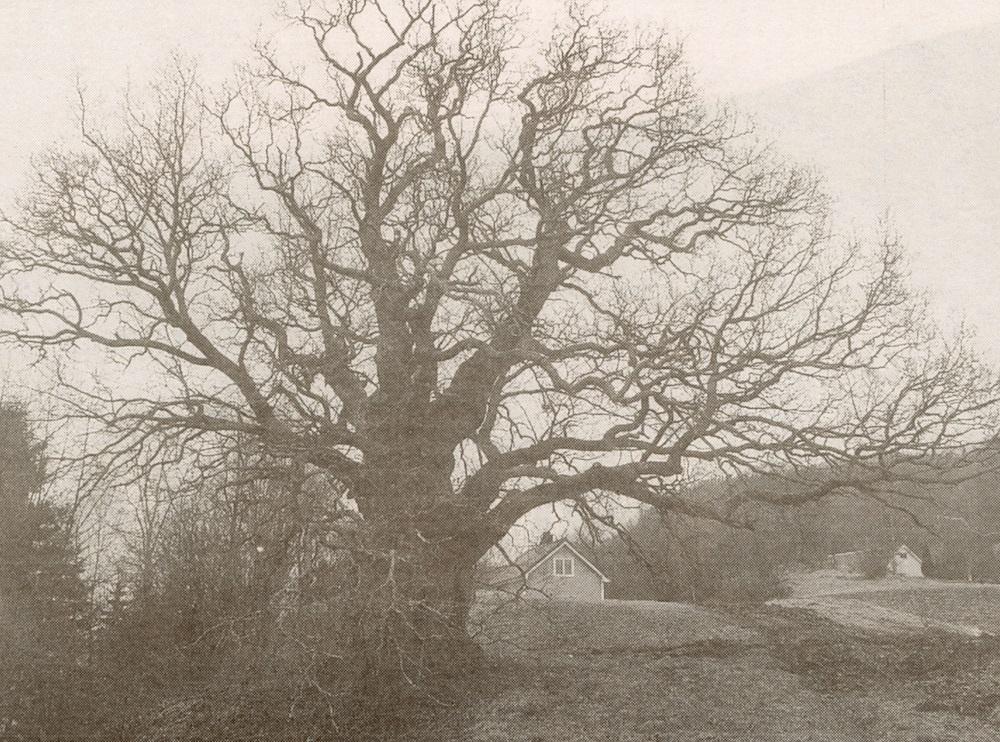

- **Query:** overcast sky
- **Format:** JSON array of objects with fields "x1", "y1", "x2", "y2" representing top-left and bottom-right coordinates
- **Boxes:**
[
  {"x1": 2, "y1": 0, "x2": 1000, "y2": 188},
  {"x1": 4, "y1": 1, "x2": 1000, "y2": 93},
  {"x1": 2, "y1": 0, "x2": 1000, "y2": 378},
  {"x1": 3, "y1": 1, "x2": 999, "y2": 541}
]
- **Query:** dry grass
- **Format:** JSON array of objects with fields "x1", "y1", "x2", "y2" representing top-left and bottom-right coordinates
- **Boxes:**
[
  {"x1": 470, "y1": 598, "x2": 758, "y2": 657},
  {"x1": 853, "y1": 586, "x2": 1000, "y2": 635},
  {"x1": 409, "y1": 594, "x2": 1000, "y2": 742}
]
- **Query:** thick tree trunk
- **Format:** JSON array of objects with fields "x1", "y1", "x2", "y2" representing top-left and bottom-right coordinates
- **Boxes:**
[
  {"x1": 331, "y1": 523, "x2": 482, "y2": 738},
  {"x1": 341, "y1": 497, "x2": 483, "y2": 658},
  {"x1": 334, "y1": 445, "x2": 489, "y2": 736},
  {"x1": 323, "y1": 550, "x2": 481, "y2": 740}
]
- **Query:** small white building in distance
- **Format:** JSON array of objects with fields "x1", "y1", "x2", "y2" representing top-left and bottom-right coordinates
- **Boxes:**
[{"x1": 887, "y1": 544, "x2": 924, "y2": 578}]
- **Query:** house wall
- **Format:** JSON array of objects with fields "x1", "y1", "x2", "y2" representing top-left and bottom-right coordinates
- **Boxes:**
[
  {"x1": 888, "y1": 549, "x2": 924, "y2": 577},
  {"x1": 524, "y1": 544, "x2": 605, "y2": 601}
]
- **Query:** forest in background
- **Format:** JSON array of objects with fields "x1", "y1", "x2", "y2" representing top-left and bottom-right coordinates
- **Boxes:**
[{"x1": 593, "y1": 465, "x2": 1000, "y2": 603}]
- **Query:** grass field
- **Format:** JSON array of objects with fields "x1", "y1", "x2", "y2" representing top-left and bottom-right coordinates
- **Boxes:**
[
  {"x1": 409, "y1": 581, "x2": 1000, "y2": 741},
  {"x1": 854, "y1": 585, "x2": 1000, "y2": 635}
]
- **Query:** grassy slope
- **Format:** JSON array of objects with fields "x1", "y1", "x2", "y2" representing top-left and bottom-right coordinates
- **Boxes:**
[
  {"x1": 410, "y1": 596, "x2": 1000, "y2": 742},
  {"x1": 852, "y1": 585, "x2": 1000, "y2": 635}
]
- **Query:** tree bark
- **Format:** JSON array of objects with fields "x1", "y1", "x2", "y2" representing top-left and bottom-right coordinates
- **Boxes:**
[{"x1": 346, "y1": 458, "x2": 486, "y2": 673}]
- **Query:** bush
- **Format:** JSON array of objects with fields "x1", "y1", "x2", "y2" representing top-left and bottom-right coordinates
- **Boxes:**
[
  {"x1": 860, "y1": 548, "x2": 891, "y2": 579},
  {"x1": 703, "y1": 570, "x2": 791, "y2": 605}
]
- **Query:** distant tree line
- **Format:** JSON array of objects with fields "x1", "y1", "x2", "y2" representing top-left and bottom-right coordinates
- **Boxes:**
[{"x1": 593, "y1": 466, "x2": 1000, "y2": 603}]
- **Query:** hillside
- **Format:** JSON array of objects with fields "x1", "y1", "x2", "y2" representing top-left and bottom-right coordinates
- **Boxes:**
[{"x1": 404, "y1": 594, "x2": 1000, "y2": 741}]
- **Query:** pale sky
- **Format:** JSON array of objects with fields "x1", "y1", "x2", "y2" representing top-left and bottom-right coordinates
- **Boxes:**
[
  {"x1": 2, "y1": 0, "x2": 1000, "y2": 188},
  {"x1": 2, "y1": 0, "x2": 1000, "y2": 368},
  {"x1": 3, "y1": 1, "x2": 1000, "y2": 542},
  {"x1": 3, "y1": 1, "x2": 1000, "y2": 94}
]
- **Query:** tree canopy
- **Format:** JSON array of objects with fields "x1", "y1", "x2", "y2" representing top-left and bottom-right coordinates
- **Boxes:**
[{"x1": 1, "y1": 0, "x2": 997, "y2": 622}]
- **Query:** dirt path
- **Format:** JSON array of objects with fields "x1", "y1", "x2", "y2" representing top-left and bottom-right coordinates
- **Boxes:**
[
  {"x1": 771, "y1": 595, "x2": 986, "y2": 636},
  {"x1": 769, "y1": 570, "x2": 1000, "y2": 636}
]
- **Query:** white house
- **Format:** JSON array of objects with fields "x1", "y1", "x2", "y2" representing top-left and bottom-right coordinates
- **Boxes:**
[
  {"x1": 482, "y1": 536, "x2": 610, "y2": 601},
  {"x1": 887, "y1": 544, "x2": 924, "y2": 578}
]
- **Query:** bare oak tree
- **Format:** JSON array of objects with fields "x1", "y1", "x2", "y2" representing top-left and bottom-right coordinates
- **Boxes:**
[{"x1": 2, "y1": 0, "x2": 998, "y2": 670}]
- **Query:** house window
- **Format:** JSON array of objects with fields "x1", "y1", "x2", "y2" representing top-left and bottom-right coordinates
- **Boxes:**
[{"x1": 553, "y1": 556, "x2": 574, "y2": 577}]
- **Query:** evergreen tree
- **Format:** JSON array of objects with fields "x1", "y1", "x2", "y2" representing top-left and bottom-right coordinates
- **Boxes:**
[
  {"x1": 0, "y1": 403, "x2": 91, "y2": 739},
  {"x1": 0, "y1": 403, "x2": 87, "y2": 632},
  {"x1": 0, "y1": 403, "x2": 46, "y2": 598}
]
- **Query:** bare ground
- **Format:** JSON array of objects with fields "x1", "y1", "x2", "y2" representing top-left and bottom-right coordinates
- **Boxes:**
[{"x1": 408, "y1": 585, "x2": 1000, "y2": 741}]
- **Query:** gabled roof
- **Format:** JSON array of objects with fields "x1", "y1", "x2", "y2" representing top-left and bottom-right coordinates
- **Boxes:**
[
  {"x1": 483, "y1": 538, "x2": 610, "y2": 586},
  {"x1": 893, "y1": 544, "x2": 922, "y2": 564}
]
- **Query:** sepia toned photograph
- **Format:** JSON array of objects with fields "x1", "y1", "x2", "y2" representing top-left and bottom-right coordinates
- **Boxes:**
[{"x1": 2, "y1": 1, "x2": 1000, "y2": 739}]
